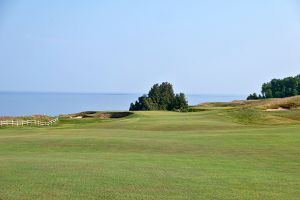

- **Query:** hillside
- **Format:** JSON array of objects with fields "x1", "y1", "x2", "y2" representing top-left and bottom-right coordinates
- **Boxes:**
[
  {"x1": 192, "y1": 96, "x2": 300, "y2": 125},
  {"x1": 196, "y1": 95, "x2": 300, "y2": 110}
]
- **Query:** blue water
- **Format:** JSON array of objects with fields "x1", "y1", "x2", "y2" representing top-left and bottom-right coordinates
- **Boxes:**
[{"x1": 0, "y1": 92, "x2": 245, "y2": 116}]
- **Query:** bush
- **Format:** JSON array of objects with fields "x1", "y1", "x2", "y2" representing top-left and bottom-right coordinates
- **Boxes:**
[{"x1": 129, "y1": 82, "x2": 188, "y2": 111}]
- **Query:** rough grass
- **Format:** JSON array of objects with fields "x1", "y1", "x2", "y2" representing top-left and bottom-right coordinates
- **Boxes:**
[
  {"x1": 59, "y1": 111, "x2": 133, "y2": 119},
  {"x1": 0, "y1": 115, "x2": 54, "y2": 121},
  {"x1": 197, "y1": 95, "x2": 300, "y2": 110},
  {"x1": 193, "y1": 95, "x2": 300, "y2": 125},
  {"x1": 0, "y1": 109, "x2": 300, "y2": 200}
]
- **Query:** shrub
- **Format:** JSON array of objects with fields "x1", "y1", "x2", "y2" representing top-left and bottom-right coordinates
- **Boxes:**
[{"x1": 129, "y1": 82, "x2": 188, "y2": 111}]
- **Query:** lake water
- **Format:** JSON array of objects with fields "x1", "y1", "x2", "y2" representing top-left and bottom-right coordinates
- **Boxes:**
[{"x1": 0, "y1": 92, "x2": 245, "y2": 116}]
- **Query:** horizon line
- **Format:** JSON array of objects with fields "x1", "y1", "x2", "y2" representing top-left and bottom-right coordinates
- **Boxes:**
[{"x1": 0, "y1": 90, "x2": 247, "y2": 96}]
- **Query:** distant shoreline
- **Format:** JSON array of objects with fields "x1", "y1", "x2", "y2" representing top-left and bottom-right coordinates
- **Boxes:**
[
  {"x1": 0, "y1": 91, "x2": 247, "y2": 97},
  {"x1": 0, "y1": 93, "x2": 246, "y2": 116}
]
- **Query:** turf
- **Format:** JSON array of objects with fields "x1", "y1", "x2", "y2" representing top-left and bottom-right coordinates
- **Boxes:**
[{"x1": 0, "y1": 109, "x2": 300, "y2": 200}]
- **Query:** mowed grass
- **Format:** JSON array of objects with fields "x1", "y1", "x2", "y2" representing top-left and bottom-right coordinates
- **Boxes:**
[{"x1": 0, "y1": 110, "x2": 300, "y2": 200}]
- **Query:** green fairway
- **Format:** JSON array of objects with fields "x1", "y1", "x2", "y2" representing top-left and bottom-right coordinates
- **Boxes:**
[{"x1": 0, "y1": 110, "x2": 300, "y2": 200}]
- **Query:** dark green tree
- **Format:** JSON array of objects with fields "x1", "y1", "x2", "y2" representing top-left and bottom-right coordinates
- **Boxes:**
[
  {"x1": 248, "y1": 74, "x2": 300, "y2": 100},
  {"x1": 157, "y1": 82, "x2": 175, "y2": 110},
  {"x1": 129, "y1": 82, "x2": 188, "y2": 111},
  {"x1": 129, "y1": 95, "x2": 157, "y2": 111},
  {"x1": 247, "y1": 93, "x2": 259, "y2": 100},
  {"x1": 173, "y1": 93, "x2": 188, "y2": 111},
  {"x1": 262, "y1": 83, "x2": 273, "y2": 98},
  {"x1": 148, "y1": 83, "x2": 160, "y2": 105}
]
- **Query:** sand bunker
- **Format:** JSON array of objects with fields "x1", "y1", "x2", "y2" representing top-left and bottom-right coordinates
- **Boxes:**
[
  {"x1": 64, "y1": 111, "x2": 133, "y2": 119},
  {"x1": 266, "y1": 107, "x2": 288, "y2": 112}
]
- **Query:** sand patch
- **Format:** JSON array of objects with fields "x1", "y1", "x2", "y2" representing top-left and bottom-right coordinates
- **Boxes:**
[{"x1": 266, "y1": 107, "x2": 288, "y2": 112}]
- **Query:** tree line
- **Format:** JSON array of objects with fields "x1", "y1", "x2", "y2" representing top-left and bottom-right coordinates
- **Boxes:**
[
  {"x1": 247, "y1": 75, "x2": 300, "y2": 100},
  {"x1": 129, "y1": 82, "x2": 189, "y2": 111}
]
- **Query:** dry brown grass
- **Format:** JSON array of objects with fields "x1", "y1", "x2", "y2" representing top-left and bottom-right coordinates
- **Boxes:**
[
  {"x1": 59, "y1": 111, "x2": 133, "y2": 119},
  {"x1": 0, "y1": 115, "x2": 53, "y2": 121},
  {"x1": 198, "y1": 95, "x2": 300, "y2": 110}
]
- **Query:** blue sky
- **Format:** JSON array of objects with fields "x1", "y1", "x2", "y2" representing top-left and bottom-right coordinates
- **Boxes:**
[{"x1": 0, "y1": 0, "x2": 300, "y2": 94}]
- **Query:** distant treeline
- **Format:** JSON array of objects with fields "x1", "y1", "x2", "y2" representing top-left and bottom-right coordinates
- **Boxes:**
[
  {"x1": 247, "y1": 75, "x2": 300, "y2": 100},
  {"x1": 130, "y1": 82, "x2": 188, "y2": 111}
]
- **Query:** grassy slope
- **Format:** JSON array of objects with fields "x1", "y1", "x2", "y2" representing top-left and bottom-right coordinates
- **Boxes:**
[
  {"x1": 0, "y1": 107, "x2": 300, "y2": 199},
  {"x1": 196, "y1": 95, "x2": 300, "y2": 110},
  {"x1": 193, "y1": 95, "x2": 300, "y2": 125}
]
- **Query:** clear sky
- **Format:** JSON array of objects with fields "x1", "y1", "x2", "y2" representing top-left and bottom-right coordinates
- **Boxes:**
[{"x1": 0, "y1": 0, "x2": 300, "y2": 94}]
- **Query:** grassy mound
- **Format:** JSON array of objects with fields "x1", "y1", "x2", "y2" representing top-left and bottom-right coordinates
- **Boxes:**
[
  {"x1": 196, "y1": 95, "x2": 300, "y2": 110},
  {"x1": 192, "y1": 96, "x2": 300, "y2": 125}
]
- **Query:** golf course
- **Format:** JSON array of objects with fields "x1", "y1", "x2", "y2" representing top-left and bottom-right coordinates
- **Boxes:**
[
  {"x1": 0, "y1": 97, "x2": 299, "y2": 200},
  {"x1": 2, "y1": 1, "x2": 300, "y2": 199}
]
